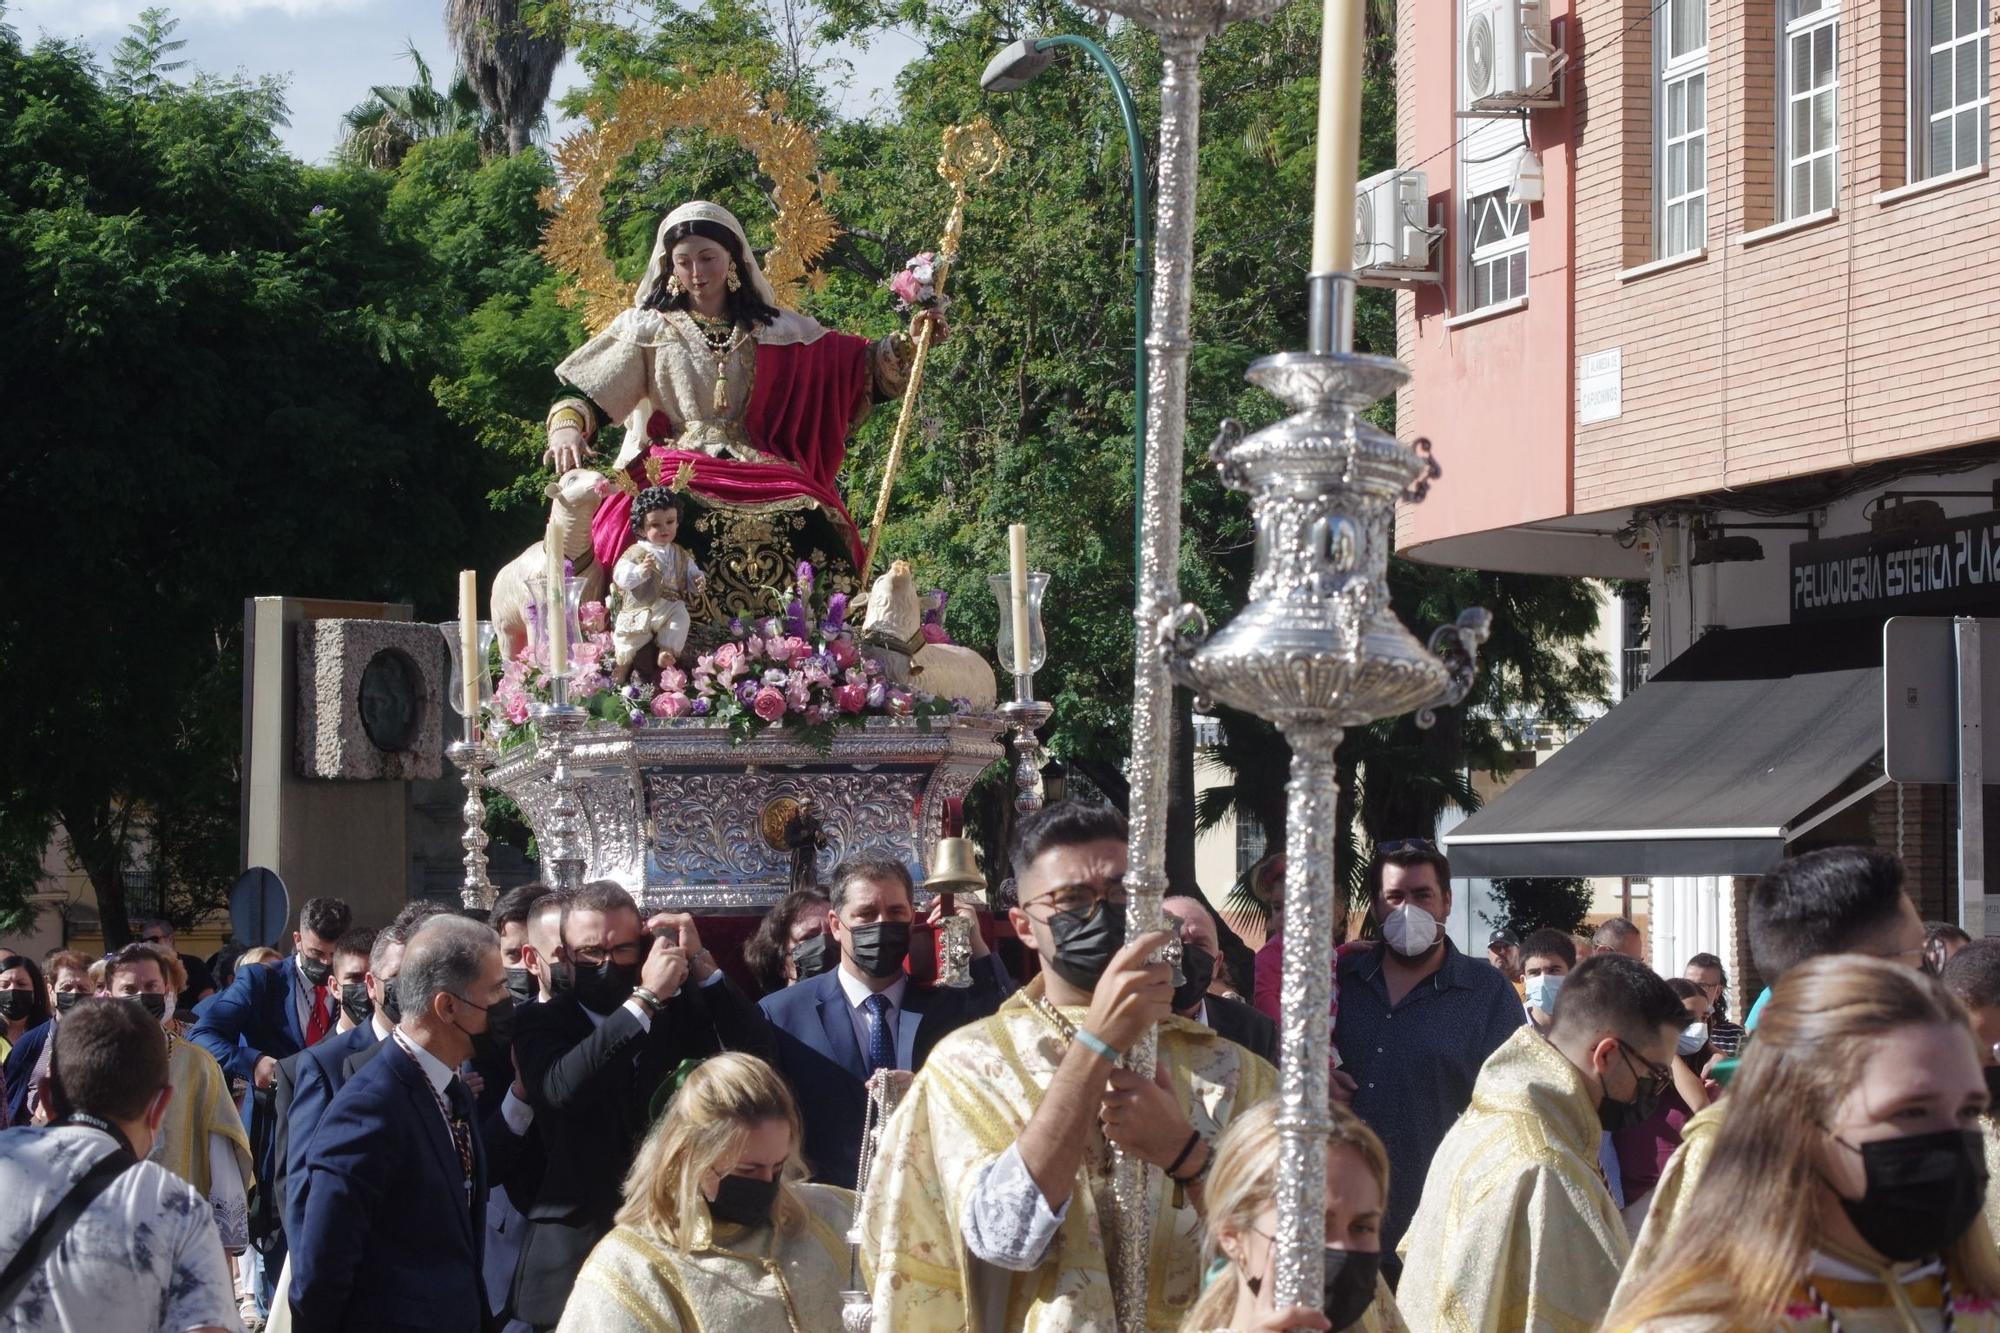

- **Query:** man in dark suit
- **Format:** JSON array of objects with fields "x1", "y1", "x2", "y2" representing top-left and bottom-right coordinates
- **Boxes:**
[
  {"x1": 192, "y1": 896, "x2": 353, "y2": 1093},
  {"x1": 1163, "y1": 894, "x2": 1279, "y2": 1066},
  {"x1": 279, "y1": 924, "x2": 399, "y2": 1242},
  {"x1": 290, "y1": 914, "x2": 515, "y2": 1333},
  {"x1": 509, "y1": 879, "x2": 773, "y2": 1330},
  {"x1": 759, "y1": 856, "x2": 1013, "y2": 1189}
]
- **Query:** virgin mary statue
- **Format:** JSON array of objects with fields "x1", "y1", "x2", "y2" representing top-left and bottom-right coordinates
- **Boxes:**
[{"x1": 543, "y1": 200, "x2": 930, "y2": 594}]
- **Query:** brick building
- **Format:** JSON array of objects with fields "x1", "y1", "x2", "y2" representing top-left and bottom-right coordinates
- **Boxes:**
[{"x1": 1380, "y1": 0, "x2": 1999, "y2": 994}]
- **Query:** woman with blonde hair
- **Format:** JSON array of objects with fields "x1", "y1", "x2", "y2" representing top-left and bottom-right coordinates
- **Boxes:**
[
  {"x1": 556, "y1": 1052, "x2": 853, "y2": 1332},
  {"x1": 1605, "y1": 955, "x2": 2000, "y2": 1331},
  {"x1": 1183, "y1": 1098, "x2": 1409, "y2": 1333}
]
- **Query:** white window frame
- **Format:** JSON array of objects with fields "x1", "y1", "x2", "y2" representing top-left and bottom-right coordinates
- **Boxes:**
[
  {"x1": 1777, "y1": 0, "x2": 1840, "y2": 220},
  {"x1": 1656, "y1": 0, "x2": 1709, "y2": 257},
  {"x1": 1458, "y1": 0, "x2": 1530, "y2": 314},
  {"x1": 1910, "y1": 0, "x2": 1991, "y2": 179}
]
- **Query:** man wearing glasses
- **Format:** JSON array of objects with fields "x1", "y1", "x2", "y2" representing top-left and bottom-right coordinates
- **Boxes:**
[
  {"x1": 1398, "y1": 953, "x2": 1689, "y2": 1331},
  {"x1": 862, "y1": 801, "x2": 1276, "y2": 1331},
  {"x1": 507, "y1": 879, "x2": 773, "y2": 1330}
]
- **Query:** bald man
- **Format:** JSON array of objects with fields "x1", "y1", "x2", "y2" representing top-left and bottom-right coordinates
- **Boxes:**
[{"x1": 1162, "y1": 895, "x2": 1278, "y2": 1066}]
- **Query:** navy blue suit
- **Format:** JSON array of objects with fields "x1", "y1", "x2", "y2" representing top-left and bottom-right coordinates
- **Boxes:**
[
  {"x1": 280, "y1": 1021, "x2": 382, "y2": 1243},
  {"x1": 190, "y1": 955, "x2": 319, "y2": 1083},
  {"x1": 758, "y1": 956, "x2": 1012, "y2": 1189},
  {"x1": 290, "y1": 1037, "x2": 488, "y2": 1333}
]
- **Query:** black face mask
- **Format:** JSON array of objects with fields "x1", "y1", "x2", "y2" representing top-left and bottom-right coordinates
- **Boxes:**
[
  {"x1": 126, "y1": 992, "x2": 168, "y2": 1023},
  {"x1": 504, "y1": 967, "x2": 538, "y2": 1003},
  {"x1": 55, "y1": 991, "x2": 84, "y2": 1014},
  {"x1": 572, "y1": 958, "x2": 641, "y2": 1015},
  {"x1": 379, "y1": 980, "x2": 403, "y2": 1026},
  {"x1": 708, "y1": 1172, "x2": 781, "y2": 1228},
  {"x1": 1986, "y1": 1065, "x2": 2000, "y2": 1105},
  {"x1": 339, "y1": 981, "x2": 374, "y2": 1026},
  {"x1": 454, "y1": 994, "x2": 518, "y2": 1065},
  {"x1": 1172, "y1": 942, "x2": 1217, "y2": 1014},
  {"x1": 1834, "y1": 1128, "x2": 1989, "y2": 1262},
  {"x1": 1322, "y1": 1248, "x2": 1381, "y2": 1331},
  {"x1": 297, "y1": 955, "x2": 332, "y2": 989},
  {"x1": 1044, "y1": 899, "x2": 1126, "y2": 992},
  {"x1": 844, "y1": 921, "x2": 911, "y2": 980},
  {"x1": 1596, "y1": 1046, "x2": 1663, "y2": 1132},
  {"x1": 791, "y1": 933, "x2": 836, "y2": 980},
  {"x1": 0, "y1": 989, "x2": 37, "y2": 1021},
  {"x1": 545, "y1": 957, "x2": 573, "y2": 996}
]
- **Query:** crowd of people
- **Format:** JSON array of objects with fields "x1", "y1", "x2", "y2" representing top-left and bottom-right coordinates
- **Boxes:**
[{"x1": 1, "y1": 813, "x2": 1995, "y2": 1332}]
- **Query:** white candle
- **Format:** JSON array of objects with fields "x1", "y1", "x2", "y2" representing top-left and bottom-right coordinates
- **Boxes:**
[
  {"x1": 458, "y1": 569, "x2": 480, "y2": 739},
  {"x1": 1008, "y1": 524, "x2": 1031, "y2": 677},
  {"x1": 1311, "y1": 0, "x2": 1368, "y2": 273},
  {"x1": 545, "y1": 523, "x2": 567, "y2": 679}
]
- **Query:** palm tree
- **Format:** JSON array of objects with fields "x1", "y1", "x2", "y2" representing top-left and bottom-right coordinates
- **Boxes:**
[
  {"x1": 338, "y1": 44, "x2": 488, "y2": 171},
  {"x1": 446, "y1": 0, "x2": 566, "y2": 157}
]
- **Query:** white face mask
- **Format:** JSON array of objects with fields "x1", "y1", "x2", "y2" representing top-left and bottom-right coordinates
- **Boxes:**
[
  {"x1": 1380, "y1": 903, "x2": 1440, "y2": 957},
  {"x1": 1524, "y1": 972, "x2": 1564, "y2": 1015},
  {"x1": 1677, "y1": 1022, "x2": 1710, "y2": 1057}
]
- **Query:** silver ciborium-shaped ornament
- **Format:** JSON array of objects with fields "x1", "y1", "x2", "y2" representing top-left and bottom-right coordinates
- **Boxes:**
[
  {"x1": 1167, "y1": 273, "x2": 1490, "y2": 1310},
  {"x1": 442, "y1": 619, "x2": 499, "y2": 911}
]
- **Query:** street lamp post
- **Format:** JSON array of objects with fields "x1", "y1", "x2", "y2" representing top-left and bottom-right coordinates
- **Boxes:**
[{"x1": 980, "y1": 34, "x2": 1150, "y2": 568}]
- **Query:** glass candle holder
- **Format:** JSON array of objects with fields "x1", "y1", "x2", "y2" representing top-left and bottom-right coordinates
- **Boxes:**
[
  {"x1": 533, "y1": 572, "x2": 588, "y2": 682},
  {"x1": 441, "y1": 620, "x2": 498, "y2": 743},
  {"x1": 987, "y1": 571, "x2": 1050, "y2": 678}
]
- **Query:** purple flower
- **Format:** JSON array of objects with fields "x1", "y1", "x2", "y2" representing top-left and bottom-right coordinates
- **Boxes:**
[
  {"x1": 823, "y1": 593, "x2": 849, "y2": 634},
  {"x1": 795, "y1": 561, "x2": 816, "y2": 594},
  {"x1": 729, "y1": 617, "x2": 747, "y2": 637},
  {"x1": 691, "y1": 697, "x2": 712, "y2": 717},
  {"x1": 309, "y1": 204, "x2": 327, "y2": 217},
  {"x1": 784, "y1": 598, "x2": 808, "y2": 639},
  {"x1": 866, "y1": 681, "x2": 887, "y2": 709},
  {"x1": 736, "y1": 680, "x2": 761, "y2": 705}
]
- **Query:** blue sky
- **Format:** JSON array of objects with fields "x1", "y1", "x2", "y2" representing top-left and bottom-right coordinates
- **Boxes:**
[{"x1": 6, "y1": 0, "x2": 923, "y2": 164}]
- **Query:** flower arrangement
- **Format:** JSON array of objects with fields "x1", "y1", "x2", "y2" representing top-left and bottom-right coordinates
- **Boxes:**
[
  {"x1": 484, "y1": 560, "x2": 964, "y2": 753},
  {"x1": 889, "y1": 252, "x2": 943, "y2": 312}
]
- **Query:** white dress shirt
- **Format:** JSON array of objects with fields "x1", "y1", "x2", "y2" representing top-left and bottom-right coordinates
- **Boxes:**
[{"x1": 837, "y1": 966, "x2": 909, "y2": 1064}]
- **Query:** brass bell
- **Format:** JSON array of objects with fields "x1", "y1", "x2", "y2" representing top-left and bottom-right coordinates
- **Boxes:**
[{"x1": 924, "y1": 835, "x2": 986, "y2": 899}]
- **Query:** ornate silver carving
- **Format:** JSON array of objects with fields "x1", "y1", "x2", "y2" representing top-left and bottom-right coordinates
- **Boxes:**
[
  {"x1": 531, "y1": 700, "x2": 589, "y2": 891},
  {"x1": 1000, "y1": 695, "x2": 1054, "y2": 813},
  {"x1": 488, "y1": 716, "x2": 1007, "y2": 910},
  {"x1": 1167, "y1": 273, "x2": 1490, "y2": 1310},
  {"x1": 446, "y1": 740, "x2": 495, "y2": 910}
]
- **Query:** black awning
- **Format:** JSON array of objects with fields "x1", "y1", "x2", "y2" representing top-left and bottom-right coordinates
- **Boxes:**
[{"x1": 1444, "y1": 622, "x2": 1884, "y2": 879}]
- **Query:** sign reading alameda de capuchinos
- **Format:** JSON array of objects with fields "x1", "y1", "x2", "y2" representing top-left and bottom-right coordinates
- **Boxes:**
[{"x1": 1792, "y1": 510, "x2": 2000, "y2": 623}]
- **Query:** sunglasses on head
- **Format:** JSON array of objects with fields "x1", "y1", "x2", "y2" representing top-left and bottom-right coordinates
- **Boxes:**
[{"x1": 1376, "y1": 838, "x2": 1438, "y2": 856}]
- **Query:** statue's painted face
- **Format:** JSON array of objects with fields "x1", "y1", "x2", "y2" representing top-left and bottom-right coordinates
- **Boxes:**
[
  {"x1": 671, "y1": 236, "x2": 732, "y2": 308},
  {"x1": 639, "y1": 505, "x2": 679, "y2": 546}
]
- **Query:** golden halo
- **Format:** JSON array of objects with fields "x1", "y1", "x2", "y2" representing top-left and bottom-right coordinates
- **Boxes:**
[{"x1": 539, "y1": 72, "x2": 839, "y2": 333}]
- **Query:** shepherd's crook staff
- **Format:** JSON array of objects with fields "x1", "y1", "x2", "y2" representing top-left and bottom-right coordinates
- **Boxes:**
[{"x1": 859, "y1": 119, "x2": 1008, "y2": 587}]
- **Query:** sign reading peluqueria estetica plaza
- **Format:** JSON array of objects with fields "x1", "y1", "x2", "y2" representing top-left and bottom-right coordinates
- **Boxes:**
[{"x1": 1792, "y1": 510, "x2": 2000, "y2": 624}]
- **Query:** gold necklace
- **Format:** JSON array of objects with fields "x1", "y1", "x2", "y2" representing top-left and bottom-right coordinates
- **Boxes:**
[{"x1": 672, "y1": 311, "x2": 747, "y2": 414}]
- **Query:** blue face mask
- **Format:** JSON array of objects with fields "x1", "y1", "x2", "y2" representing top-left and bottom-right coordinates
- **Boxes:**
[{"x1": 1524, "y1": 972, "x2": 1564, "y2": 1015}]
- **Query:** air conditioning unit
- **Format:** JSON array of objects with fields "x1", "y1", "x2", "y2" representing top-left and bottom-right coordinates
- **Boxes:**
[
  {"x1": 1354, "y1": 168, "x2": 1434, "y2": 276},
  {"x1": 1463, "y1": 0, "x2": 1558, "y2": 111}
]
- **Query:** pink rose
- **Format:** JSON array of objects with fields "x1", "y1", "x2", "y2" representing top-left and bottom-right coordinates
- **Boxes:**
[
  {"x1": 886, "y1": 689, "x2": 915, "y2": 717},
  {"x1": 752, "y1": 687, "x2": 787, "y2": 722},
  {"x1": 785, "y1": 677, "x2": 812, "y2": 710},
  {"x1": 890, "y1": 268, "x2": 924, "y2": 306},
  {"x1": 579, "y1": 601, "x2": 609, "y2": 633},
  {"x1": 714, "y1": 643, "x2": 742, "y2": 671},
  {"x1": 659, "y1": 665, "x2": 688, "y2": 692},
  {"x1": 829, "y1": 638, "x2": 859, "y2": 669},
  {"x1": 571, "y1": 641, "x2": 604, "y2": 671},
  {"x1": 834, "y1": 683, "x2": 866, "y2": 714},
  {"x1": 652, "y1": 691, "x2": 692, "y2": 718},
  {"x1": 497, "y1": 682, "x2": 530, "y2": 724},
  {"x1": 920, "y1": 622, "x2": 949, "y2": 645}
]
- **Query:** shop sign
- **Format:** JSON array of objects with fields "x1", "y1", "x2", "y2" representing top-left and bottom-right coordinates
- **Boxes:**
[{"x1": 1792, "y1": 509, "x2": 2000, "y2": 623}]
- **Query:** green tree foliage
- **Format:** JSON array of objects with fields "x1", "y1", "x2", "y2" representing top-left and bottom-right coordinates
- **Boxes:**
[
  {"x1": 0, "y1": 15, "x2": 514, "y2": 938},
  {"x1": 109, "y1": 6, "x2": 187, "y2": 96},
  {"x1": 340, "y1": 44, "x2": 493, "y2": 169},
  {"x1": 1485, "y1": 877, "x2": 1597, "y2": 937}
]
